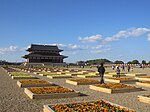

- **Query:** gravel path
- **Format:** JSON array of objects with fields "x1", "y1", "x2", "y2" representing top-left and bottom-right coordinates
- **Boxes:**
[{"x1": 0, "y1": 67, "x2": 150, "y2": 112}]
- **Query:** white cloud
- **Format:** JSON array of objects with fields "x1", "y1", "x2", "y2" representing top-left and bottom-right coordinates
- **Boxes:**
[
  {"x1": 104, "y1": 28, "x2": 150, "y2": 42},
  {"x1": 79, "y1": 34, "x2": 103, "y2": 43},
  {"x1": 49, "y1": 43, "x2": 111, "y2": 55},
  {"x1": 147, "y1": 34, "x2": 150, "y2": 41},
  {"x1": 78, "y1": 27, "x2": 150, "y2": 44},
  {"x1": 26, "y1": 45, "x2": 31, "y2": 49},
  {"x1": 91, "y1": 48, "x2": 111, "y2": 54},
  {"x1": 0, "y1": 46, "x2": 24, "y2": 54},
  {"x1": 91, "y1": 45, "x2": 103, "y2": 49},
  {"x1": 55, "y1": 44, "x2": 89, "y2": 51},
  {"x1": 49, "y1": 43, "x2": 81, "y2": 50},
  {"x1": 67, "y1": 44, "x2": 82, "y2": 49}
]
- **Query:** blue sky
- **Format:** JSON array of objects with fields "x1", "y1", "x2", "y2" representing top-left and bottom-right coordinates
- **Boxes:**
[{"x1": 0, "y1": 0, "x2": 150, "y2": 63}]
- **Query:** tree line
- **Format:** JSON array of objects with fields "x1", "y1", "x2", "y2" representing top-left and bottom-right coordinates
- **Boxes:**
[
  {"x1": 0, "y1": 60, "x2": 22, "y2": 65},
  {"x1": 77, "y1": 59, "x2": 150, "y2": 65}
]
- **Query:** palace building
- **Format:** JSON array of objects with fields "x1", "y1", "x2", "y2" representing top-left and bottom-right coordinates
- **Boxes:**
[{"x1": 22, "y1": 44, "x2": 68, "y2": 63}]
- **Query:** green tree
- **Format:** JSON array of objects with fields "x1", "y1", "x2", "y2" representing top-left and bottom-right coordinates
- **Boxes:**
[
  {"x1": 142, "y1": 60, "x2": 146, "y2": 64},
  {"x1": 76, "y1": 61, "x2": 86, "y2": 65},
  {"x1": 127, "y1": 61, "x2": 132, "y2": 64},
  {"x1": 114, "y1": 60, "x2": 124, "y2": 64},
  {"x1": 86, "y1": 59, "x2": 112, "y2": 65},
  {"x1": 132, "y1": 60, "x2": 139, "y2": 64}
]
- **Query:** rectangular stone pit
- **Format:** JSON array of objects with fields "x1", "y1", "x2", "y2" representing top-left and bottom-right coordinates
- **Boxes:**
[
  {"x1": 66, "y1": 79, "x2": 99, "y2": 85},
  {"x1": 17, "y1": 80, "x2": 57, "y2": 88},
  {"x1": 33, "y1": 72, "x2": 39, "y2": 74},
  {"x1": 8, "y1": 73, "x2": 13, "y2": 76},
  {"x1": 89, "y1": 84, "x2": 142, "y2": 94},
  {"x1": 65, "y1": 72, "x2": 82, "y2": 76},
  {"x1": 126, "y1": 73, "x2": 147, "y2": 77},
  {"x1": 24, "y1": 87, "x2": 80, "y2": 99},
  {"x1": 12, "y1": 76, "x2": 38, "y2": 79},
  {"x1": 88, "y1": 72, "x2": 99, "y2": 75},
  {"x1": 56, "y1": 72, "x2": 66, "y2": 74},
  {"x1": 65, "y1": 73, "x2": 79, "y2": 76},
  {"x1": 105, "y1": 74, "x2": 126, "y2": 77},
  {"x1": 43, "y1": 100, "x2": 135, "y2": 112},
  {"x1": 43, "y1": 105, "x2": 54, "y2": 112},
  {"x1": 77, "y1": 75, "x2": 100, "y2": 78},
  {"x1": 135, "y1": 76, "x2": 150, "y2": 81},
  {"x1": 138, "y1": 95, "x2": 150, "y2": 104},
  {"x1": 9, "y1": 72, "x2": 28, "y2": 76},
  {"x1": 136, "y1": 82, "x2": 150, "y2": 87},
  {"x1": 78, "y1": 71, "x2": 89, "y2": 74},
  {"x1": 47, "y1": 75, "x2": 72, "y2": 79},
  {"x1": 39, "y1": 73, "x2": 47, "y2": 76},
  {"x1": 39, "y1": 72, "x2": 61, "y2": 76},
  {"x1": 105, "y1": 78, "x2": 138, "y2": 84},
  {"x1": 108, "y1": 72, "x2": 126, "y2": 75}
]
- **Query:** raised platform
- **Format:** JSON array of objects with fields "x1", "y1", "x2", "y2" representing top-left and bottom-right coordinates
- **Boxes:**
[
  {"x1": 89, "y1": 84, "x2": 142, "y2": 94},
  {"x1": 17, "y1": 80, "x2": 57, "y2": 88},
  {"x1": 105, "y1": 78, "x2": 138, "y2": 84},
  {"x1": 135, "y1": 76, "x2": 150, "y2": 81},
  {"x1": 47, "y1": 75, "x2": 72, "y2": 79},
  {"x1": 138, "y1": 95, "x2": 150, "y2": 104},
  {"x1": 136, "y1": 82, "x2": 150, "y2": 87},
  {"x1": 43, "y1": 100, "x2": 136, "y2": 112},
  {"x1": 105, "y1": 74, "x2": 126, "y2": 77},
  {"x1": 66, "y1": 79, "x2": 99, "y2": 85},
  {"x1": 21, "y1": 62, "x2": 67, "y2": 67},
  {"x1": 12, "y1": 76, "x2": 38, "y2": 79},
  {"x1": 24, "y1": 86, "x2": 80, "y2": 99},
  {"x1": 126, "y1": 73, "x2": 147, "y2": 77},
  {"x1": 77, "y1": 75, "x2": 100, "y2": 78}
]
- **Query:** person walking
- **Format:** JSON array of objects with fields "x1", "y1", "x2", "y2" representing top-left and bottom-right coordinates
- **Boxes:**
[
  {"x1": 112, "y1": 65, "x2": 115, "y2": 70},
  {"x1": 98, "y1": 63, "x2": 105, "y2": 84},
  {"x1": 142, "y1": 64, "x2": 145, "y2": 70},
  {"x1": 116, "y1": 66, "x2": 120, "y2": 78},
  {"x1": 122, "y1": 65, "x2": 125, "y2": 71},
  {"x1": 127, "y1": 65, "x2": 130, "y2": 72}
]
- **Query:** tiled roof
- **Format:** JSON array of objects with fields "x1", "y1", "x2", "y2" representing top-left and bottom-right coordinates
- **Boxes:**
[
  {"x1": 27, "y1": 44, "x2": 62, "y2": 51},
  {"x1": 23, "y1": 53, "x2": 68, "y2": 58}
]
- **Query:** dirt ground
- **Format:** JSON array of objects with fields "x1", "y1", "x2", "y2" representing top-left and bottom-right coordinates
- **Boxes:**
[{"x1": 0, "y1": 66, "x2": 150, "y2": 112}]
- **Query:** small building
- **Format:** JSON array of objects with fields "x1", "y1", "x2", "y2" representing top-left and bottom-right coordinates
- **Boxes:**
[{"x1": 22, "y1": 44, "x2": 68, "y2": 63}]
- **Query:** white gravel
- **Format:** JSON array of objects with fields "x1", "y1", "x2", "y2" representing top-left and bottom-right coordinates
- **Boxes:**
[{"x1": 0, "y1": 67, "x2": 150, "y2": 112}]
